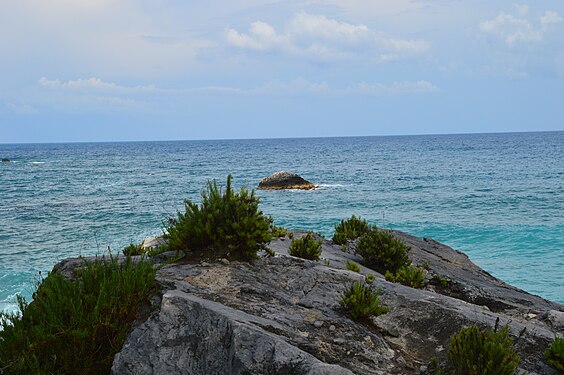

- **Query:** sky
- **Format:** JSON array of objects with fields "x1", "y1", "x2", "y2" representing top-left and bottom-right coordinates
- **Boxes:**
[{"x1": 0, "y1": 0, "x2": 563, "y2": 143}]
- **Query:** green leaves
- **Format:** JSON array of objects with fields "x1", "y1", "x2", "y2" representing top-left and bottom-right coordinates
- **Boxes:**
[
  {"x1": 165, "y1": 174, "x2": 272, "y2": 260},
  {"x1": 355, "y1": 228, "x2": 410, "y2": 275},
  {"x1": 340, "y1": 281, "x2": 388, "y2": 320},
  {"x1": 332, "y1": 215, "x2": 371, "y2": 245},
  {"x1": 289, "y1": 231, "x2": 323, "y2": 261},
  {"x1": 448, "y1": 325, "x2": 520, "y2": 375},
  {"x1": 545, "y1": 336, "x2": 564, "y2": 372},
  {"x1": 0, "y1": 256, "x2": 157, "y2": 375}
]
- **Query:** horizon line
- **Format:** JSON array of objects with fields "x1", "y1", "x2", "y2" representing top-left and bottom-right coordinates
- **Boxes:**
[{"x1": 1, "y1": 129, "x2": 562, "y2": 146}]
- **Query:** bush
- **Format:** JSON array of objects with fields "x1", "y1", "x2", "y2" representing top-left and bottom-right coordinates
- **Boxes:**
[
  {"x1": 447, "y1": 325, "x2": 520, "y2": 375},
  {"x1": 385, "y1": 264, "x2": 426, "y2": 288},
  {"x1": 123, "y1": 242, "x2": 144, "y2": 256},
  {"x1": 340, "y1": 281, "x2": 388, "y2": 320},
  {"x1": 289, "y1": 231, "x2": 323, "y2": 261},
  {"x1": 165, "y1": 174, "x2": 272, "y2": 260},
  {"x1": 0, "y1": 256, "x2": 157, "y2": 375},
  {"x1": 332, "y1": 215, "x2": 371, "y2": 245},
  {"x1": 346, "y1": 261, "x2": 361, "y2": 273},
  {"x1": 545, "y1": 336, "x2": 564, "y2": 372},
  {"x1": 365, "y1": 274, "x2": 376, "y2": 283},
  {"x1": 270, "y1": 225, "x2": 288, "y2": 238},
  {"x1": 355, "y1": 228, "x2": 410, "y2": 274}
]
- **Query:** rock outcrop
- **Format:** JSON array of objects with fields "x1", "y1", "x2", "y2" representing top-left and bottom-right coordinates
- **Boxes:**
[
  {"x1": 54, "y1": 231, "x2": 563, "y2": 375},
  {"x1": 1, "y1": 158, "x2": 10, "y2": 163},
  {"x1": 257, "y1": 171, "x2": 317, "y2": 190}
]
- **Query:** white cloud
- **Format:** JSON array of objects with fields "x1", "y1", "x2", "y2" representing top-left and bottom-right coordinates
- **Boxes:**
[
  {"x1": 197, "y1": 78, "x2": 438, "y2": 96},
  {"x1": 39, "y1": 77, "x2": 157, "y2": 93},
  {"x1": 226, "y1": 12, "x2": 429, "y2": 62},
  {"x1": 480, "y1": 7, "x2": 562, "y2": 47},
  {"x1": 38, "y1": 76, "x2": 437, "y2": 98}
]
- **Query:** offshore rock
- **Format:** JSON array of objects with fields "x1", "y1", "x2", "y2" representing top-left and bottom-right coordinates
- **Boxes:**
[
  {"x1": 257, "y1": 171, "x2": 317, "y2": 190},
  {"x1": 1, "y1": 158, "x2": 10, "y2": 162}
]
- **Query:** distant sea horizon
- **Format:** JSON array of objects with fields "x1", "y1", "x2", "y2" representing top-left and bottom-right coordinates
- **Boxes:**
[
  {"x1": 1, "y1": 130, "x2": 562, "y2": 313},
  {"x1": 1, "y1": 129, "x2": 561, "y2": 146}
]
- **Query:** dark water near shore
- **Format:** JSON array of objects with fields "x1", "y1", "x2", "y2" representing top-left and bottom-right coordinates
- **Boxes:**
[{"x1": 1, "y1": 131, "x2": 563, "y2": 312}]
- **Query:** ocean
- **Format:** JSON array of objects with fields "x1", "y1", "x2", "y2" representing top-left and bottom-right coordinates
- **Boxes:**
[{"x1": 1, "y1": 131, "x2": 563, "y2": 313}]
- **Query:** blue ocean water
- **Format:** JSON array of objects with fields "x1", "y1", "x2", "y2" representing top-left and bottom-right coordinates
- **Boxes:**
[{"x1": 0, "y1": 132, "x2": 563, "y2": 313}]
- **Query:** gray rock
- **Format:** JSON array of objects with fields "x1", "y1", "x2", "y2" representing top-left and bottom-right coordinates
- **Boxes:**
[
  {"x1": 111, "y1": 290, "x2": 353, "y2": 375},
  {"x1": 50, "y1": 230, "x2": 562, "y2": 374},
  {"x1": 142, "y1": 236, "x2": 168, "y2": 249},
  {"x1": 545, "y1": 310, "x2": 564, "y2": 331},
  {"x1": 257, "y1": 171, "x2": 317, "y2": 190}
]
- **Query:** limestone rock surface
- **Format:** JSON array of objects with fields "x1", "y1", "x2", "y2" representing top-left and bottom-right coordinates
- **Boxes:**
[{"x1": 53, "y1": 231, "x2": 563, "y2": 374}]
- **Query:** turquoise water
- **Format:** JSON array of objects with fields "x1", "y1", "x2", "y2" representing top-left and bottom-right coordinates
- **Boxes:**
[{"x1": 1, "y1": 132, "x2": 563, "y2": 312}]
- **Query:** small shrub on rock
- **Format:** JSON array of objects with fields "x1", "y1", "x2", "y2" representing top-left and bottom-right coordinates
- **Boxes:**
[
  {"x1": 340, "y1": 281, "x2": 388, "y2": 320},
  {"x1": 332, "y1": 215, "x2": 371, "y2": 245},
  {"x1": 385, "y1": 264, "x2": 427, "y2": 289},
  {"x1": 165, "y1": 175, "x2": 272, "y2": 260},
  {"x1": 545, "y1": 336, "x2": 564, "y2": 372},
  {"x1": 270, "y1": 224, "x2": 288, "y2": 238},
  {"x1": 355, "y1": 228, "x2": 410, "y2": 274},
  {"x1": 365, "y1": 274, "x2": 376, "y2": 283},
  {"x1": 447, "y1": 325, "x2": 520, "y2": 375},
  {"x1": 122, "y1": 242, "x2": 144, "y2": 256},
  {"x1": 289, "y1": 232, "x2": 323, "y2": 261},
  {"x1": 346, "y1": 261, "x2": 361, "y2": 273}
]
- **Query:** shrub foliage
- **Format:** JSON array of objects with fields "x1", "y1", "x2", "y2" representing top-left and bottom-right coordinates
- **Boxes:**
[
  {"x1": 385, "y1": 264, "x2": 427, "y2": 289},
  {"x1": 355, "y1": 228, "x2": 411, "y2": 274},
  {"x1": 122, "y1": 242, "x2": 145, "y2": 256},
  {"x1": 289, "y1": 231, "x2": 323, "y2": 261},
  {"x1": 165, "y1": 174, "x2": 272, "y2": 260},
  {"x1": 545, "y1": 336, "x2": 564, "y2": 372},
  {"x1": 332, "y1": 215, "x2": 371, "y2": 245},
  {"x1": 346, "y1": 261, "x2": 361, "y2": 273},
  {"x1": 340, "y1": 281, "x2": 388, "y2": 320},
  {"x1": 447, "y1": 325, "x2": 520, "y2": 375},
  {"x1": 0, "y1": 256, "x2": 157, "y2": 375}
]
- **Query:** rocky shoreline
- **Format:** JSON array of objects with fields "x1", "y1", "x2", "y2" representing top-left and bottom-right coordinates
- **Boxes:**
[{"x1": 54, "y1": 230, "x2": 563, "y2": 375}]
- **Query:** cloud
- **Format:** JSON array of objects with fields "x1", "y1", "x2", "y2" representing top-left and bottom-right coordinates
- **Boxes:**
[
  {"x1": 225, "y1": 12, "x2": 429, "y2": 62},
  {"x1": 480, "y1": 7, "x2": 562, "y2": 47},
  {"x1": 38, "y1": 76, "x2": 437, "y2": 98},
  {"x1": 39, "y1": 77, "x2": 157, "y2": 93}
]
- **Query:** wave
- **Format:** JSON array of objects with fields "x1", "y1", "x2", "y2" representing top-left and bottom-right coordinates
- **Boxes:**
[{"x1": 31, "y1": 161, "x2": 46, "y2": 165}]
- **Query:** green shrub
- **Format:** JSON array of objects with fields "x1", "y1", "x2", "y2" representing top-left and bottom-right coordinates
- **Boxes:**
[
  {"x1": 545, "y1": 336, "x2": 564, "y2": 372},
  {"x1": 165, "y1": 174, "x2": 272, "y2": 260},
  {"x1": 365, "y1": 274, "x2": 376, "y2": 283},
  {"x1": 340, "y1": 281, "x2": 388, "y2": 320},
  {"x1": 0, "y1": 256, "x2": 157, "y2": 375},
  {"x1": 270, "y1": 225, "x2": 288, "y2": 238},
  {"x1": 289, "y1": 231, "x2": 323, "y2": 261},
  {"x1": 346, "y1": 261, "x2": 361, "y2": 273},
  {"x1": 123, "y1": 242, "x2": 144, "y2": 256},
  {"x1": 332, "y1": 215, "x2": 371, "y2": 245},
  {"x1": 447, "y1": 325, "x2": 520, "y2": 375},
  {"x1": 355, "y1": 228, "x2": 410, "y2": 274},
  {"x1": 385, "y1": 264, "x2": 427, "y2": 289}
]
